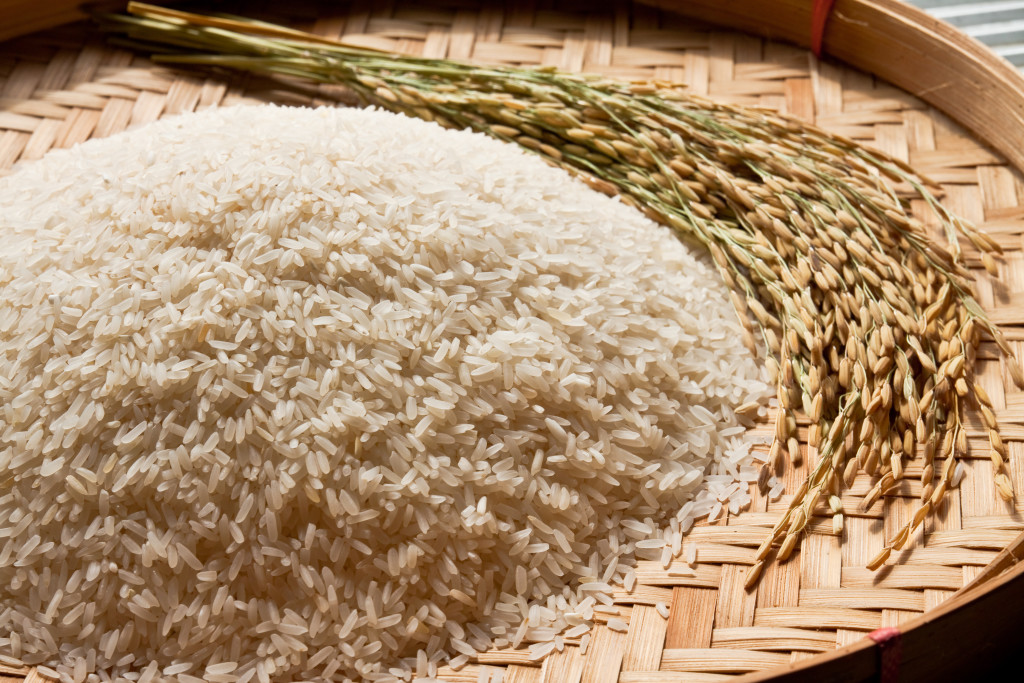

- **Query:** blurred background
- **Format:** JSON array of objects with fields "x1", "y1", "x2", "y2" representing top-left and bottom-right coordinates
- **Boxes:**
[{"x1": 911, "y1": 0, "x2": 1024, "y2": 67}]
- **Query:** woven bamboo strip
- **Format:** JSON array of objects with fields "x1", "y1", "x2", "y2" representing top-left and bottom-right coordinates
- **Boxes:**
[
  {"x1": 618, "y1": 674, "x2": 732, "y2": 683},
  {"x1": 579, "y1": 625, "x2": 627, "y2": 683},
  {"x1": 661, "y1": 650, "x2": 790, "y2": 674},
  {"x1": 542, "y1": 647, "x2": 586, "y2": 683},
  {"x1": 621, "y1": 607, "x2": 669, "y2": 671},
  {"x1": 0, "y1": 1, "x2": 1022, "y2": 681},
  {"x1": 710, "y1": 628, "x2": 835, "y2": 652},
  {"x1": 505, "y1": 665, "x2": 543, "y2": 683}
]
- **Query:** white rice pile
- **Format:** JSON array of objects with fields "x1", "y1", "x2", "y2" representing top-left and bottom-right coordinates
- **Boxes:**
[{"x1": 0, "y1": 105, "x2": 769, "y2": 682}]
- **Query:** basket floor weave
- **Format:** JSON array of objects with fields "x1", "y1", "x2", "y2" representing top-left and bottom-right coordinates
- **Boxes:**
[{"x1": 0, "y1": 2, "x2": 1022, "y2": 682}]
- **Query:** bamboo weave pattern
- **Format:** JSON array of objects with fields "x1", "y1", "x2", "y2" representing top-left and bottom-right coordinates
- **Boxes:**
[{"x1": 0, "y1": 2, "x2": 1022, "y2": 681}]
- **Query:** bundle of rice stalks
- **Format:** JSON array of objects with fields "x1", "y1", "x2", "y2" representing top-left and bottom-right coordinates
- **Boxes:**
[{"x1": 98, "y1": 2, "x2": 1024, "y2": 584}]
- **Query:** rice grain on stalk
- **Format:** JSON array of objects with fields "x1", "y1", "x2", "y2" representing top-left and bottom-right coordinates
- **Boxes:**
[{"x1": 95, "y1": 2, "x2": 1024, "y2": 583}]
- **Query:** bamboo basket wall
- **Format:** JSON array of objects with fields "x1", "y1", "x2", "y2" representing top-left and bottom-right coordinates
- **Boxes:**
[{"x1": 1, "y1": 1, "x2": 1023, "y2": 682}]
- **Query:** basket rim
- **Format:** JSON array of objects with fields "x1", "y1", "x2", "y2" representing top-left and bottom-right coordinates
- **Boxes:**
[
  {"x1": 1, "y1": 2, "x2": 1023, "y2": 682},
  {"x1": 652, "y1": 2, "x2": 1024, "y2": 678},
  {"x1": 645, "y1": 0, "x2": 1024, "y2": 175}
]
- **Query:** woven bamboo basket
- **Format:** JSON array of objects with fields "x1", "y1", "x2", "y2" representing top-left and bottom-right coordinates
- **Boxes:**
[{"x1": 1, "y1": 1, "x2": 1023, "y2": 682}]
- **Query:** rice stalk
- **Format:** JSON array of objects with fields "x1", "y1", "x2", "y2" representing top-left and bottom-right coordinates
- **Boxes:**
[{"x1": 97, "y1": 2, "x2": 1024, "y2": 582}]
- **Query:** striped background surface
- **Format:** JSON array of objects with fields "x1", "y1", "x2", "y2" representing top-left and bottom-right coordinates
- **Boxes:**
[{"x1": 912, "y1": 0, "x2": 1024, "y2": 66}]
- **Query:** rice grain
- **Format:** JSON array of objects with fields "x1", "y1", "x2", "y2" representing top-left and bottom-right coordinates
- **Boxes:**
[{"x1": 0, "y1": 105, "x2": 769, "y2": 681}]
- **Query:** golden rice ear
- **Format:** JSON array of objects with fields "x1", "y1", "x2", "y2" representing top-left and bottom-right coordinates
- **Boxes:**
[
  {"x1": 744, "y1": 559, "x2": 766, "y2": 590},
  {"x1": 866, "y1": 546, "x2": 892, "y2": 571}
]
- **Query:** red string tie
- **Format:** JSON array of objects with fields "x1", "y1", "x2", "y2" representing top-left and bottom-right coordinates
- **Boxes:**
[
  {"x1": 811, "y1": 0, "x2": 838, "y2": 57},
  {"x1": 868, "y1": 626, "x2": 902, "y2": 683}
]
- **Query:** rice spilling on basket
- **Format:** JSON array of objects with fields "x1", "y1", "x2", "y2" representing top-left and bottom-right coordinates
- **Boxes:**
[{"x1": 0, "y1": 105, "x2": 769, "y2": 682}]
